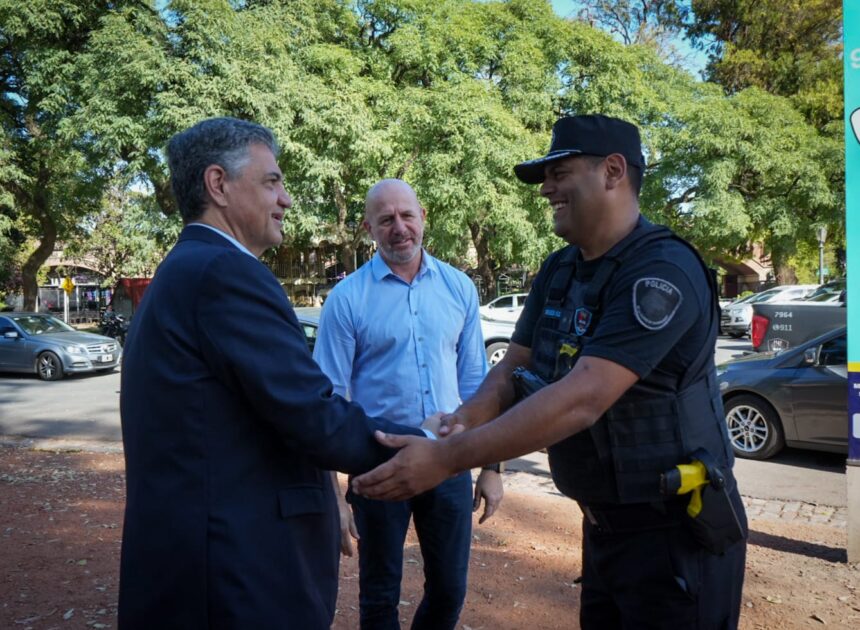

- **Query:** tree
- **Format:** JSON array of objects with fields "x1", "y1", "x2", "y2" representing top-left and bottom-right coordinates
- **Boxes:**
[
  {"x1": 0, "y1": 0, "x2": 155, "y2": 310},
  {"x1": 5, "y1": 0, "x2": 844, "y2": 299},
  {"x1": 64, "y1": 187, "x2": 181, "y2": 286},
  {"x1": 346, "y1": 0, "x2": 564, "y2": 290},
  {"x1": 629, "y1": 56, "x2": 843, "y2": 281},
  {"x1": 575, "y1": 0, "x2": 690, "y2": 62},
  {"x1": 686, "y1": 0, "x2": 843, "y2": 132},
  {"x1": 563, "y1": 1, "x2": 844, "y2": 279}
]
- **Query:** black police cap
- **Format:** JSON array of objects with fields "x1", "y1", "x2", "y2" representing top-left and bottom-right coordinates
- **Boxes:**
[{"x1": 514, "y1": 115, "x2": 645, "y2": 184}]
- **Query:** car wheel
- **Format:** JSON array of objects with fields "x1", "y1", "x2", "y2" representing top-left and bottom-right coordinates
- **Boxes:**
[
  {"x1": 486, "y1": 341, "x2": 508, "y2": 366},
  {"x1": 728, "y1": 331, "x2": 746, "y2": 339},
  {"x1": 724, "y1": 394, "x2": 785, "y2": 460},
  {"x1": 36, "y1": 351, "x2": 64, "y2": 381}
]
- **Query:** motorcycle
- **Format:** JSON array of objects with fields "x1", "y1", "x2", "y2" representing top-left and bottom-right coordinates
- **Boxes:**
[{"x1": 100, "y1": 311, "x2": 129, "y2": 345}]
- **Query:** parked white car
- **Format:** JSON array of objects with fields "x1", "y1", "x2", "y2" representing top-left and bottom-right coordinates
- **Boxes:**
[
  {"x1": 721, "y1": 285, "x2": 818, "y2": 338},
  {"x1": 480, "y1": 317, "x2": 515, "y2": 365},
  {"x1": 479, "y1": 293, "x2": 528, "y2": 323}
]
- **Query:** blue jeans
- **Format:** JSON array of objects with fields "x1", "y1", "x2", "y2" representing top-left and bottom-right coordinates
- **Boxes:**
[{"x1": 346, "y1": 470, "x2": 473, "y2": 630}]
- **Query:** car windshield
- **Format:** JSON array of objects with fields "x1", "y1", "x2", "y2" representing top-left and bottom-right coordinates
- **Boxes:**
[
  {"x1": 803, "y1": 293, "x2": 841, "y2": 303},
  {"x1": 10, "y1": 314, "x2": 76, "y2": 335},
  {"x1": 748, "y1": 289, "x2": 781, "y2": 304},
  {"x1": 728, "y1": 294, "x2": 755, "y2": 306},
  {"x1": 805, "y1": 279, "x2": 846, "y2": 300}
]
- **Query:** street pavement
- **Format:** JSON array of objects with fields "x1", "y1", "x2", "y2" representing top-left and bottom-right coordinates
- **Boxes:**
[
  {"x1": 0, "y1": 369, "x2": 121, "y2": 441},
  {"x1": 0, "y1": 335, "x2": 849, "y2": 514}
]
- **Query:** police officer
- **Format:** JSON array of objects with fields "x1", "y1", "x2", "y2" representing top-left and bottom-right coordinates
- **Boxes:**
[{"x1": 353, "y1": 114, "x2": 748, "y2": 629}]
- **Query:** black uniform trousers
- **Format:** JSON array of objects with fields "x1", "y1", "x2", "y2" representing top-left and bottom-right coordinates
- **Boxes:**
[{"x1": 579, "y1": 490, "x2": 747, "y2": 630}]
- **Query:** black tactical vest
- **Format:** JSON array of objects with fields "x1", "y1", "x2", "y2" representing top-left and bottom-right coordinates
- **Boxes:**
[{"x1": 531, "y1": 220, "x2": 734, "y2": 505}]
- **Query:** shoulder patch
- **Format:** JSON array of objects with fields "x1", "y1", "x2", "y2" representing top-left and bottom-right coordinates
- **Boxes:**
[{"x1": 632, "y1": 277, "x2": 683, "y2": 330}]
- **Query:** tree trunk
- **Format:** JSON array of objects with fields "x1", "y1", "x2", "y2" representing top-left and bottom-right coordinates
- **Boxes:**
[
  {"x1": 340, "y1": 241, "x2": 356, "y2": 275},
  {"x1": 773, "y1": 262, "x2": 797, "y2": 286},
  {"x1": 21, "y1": 207, "x2": 57, "y2": 312},
  {"x1": 332, "y1": 182, "x2": 356, "y2": 275},
  {"x1": 469, "y1": 221, "x2": 494, "y2": 302},
  {"x1": 770, "y1": 247, "x2": 798, "y2": 285}
]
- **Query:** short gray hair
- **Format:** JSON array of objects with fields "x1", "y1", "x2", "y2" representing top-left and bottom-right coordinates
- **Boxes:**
[{"x1": 166, "y1": 117, "x2": 279, "y2": 222}]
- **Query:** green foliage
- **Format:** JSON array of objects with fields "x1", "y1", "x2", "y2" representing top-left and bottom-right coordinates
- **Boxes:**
[
  {"x1": 0, "y1": 0, "x2": 135, "y2": 308},
  {"x1": 0, "y1": 0, "x2": 847, "y2": 294},
  {"x1": 64, "y1": 187, "x2": 182, "y2": 286},
  {"x1": 687, "y1": 0, "x2": 843, "y2": 132},
  {"x1": 575, "y1": 1, "x2": 688, "y2": 52}
]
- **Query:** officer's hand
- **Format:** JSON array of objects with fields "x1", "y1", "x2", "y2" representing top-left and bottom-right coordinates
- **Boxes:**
[
  {"x1": 473, "y1": 469, "x2": 504, "y2": 524},
  {"x1": 352, "y1": 430, "x2": 460, "y2": 501}
]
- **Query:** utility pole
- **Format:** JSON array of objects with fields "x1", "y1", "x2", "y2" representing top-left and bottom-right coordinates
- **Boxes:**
[{"x1": 817, "y1": 226, "x2": 827, "y2": 284}]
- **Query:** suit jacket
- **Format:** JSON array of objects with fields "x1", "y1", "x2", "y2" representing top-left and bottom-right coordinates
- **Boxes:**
[{"x1": 118, "y1": 225, "x2": 422, "y2": 629}]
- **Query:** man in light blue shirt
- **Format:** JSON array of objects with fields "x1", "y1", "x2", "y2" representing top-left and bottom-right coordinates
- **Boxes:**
[{"x1": 313, "y1": 179, "x2": 503, "y2": 630}]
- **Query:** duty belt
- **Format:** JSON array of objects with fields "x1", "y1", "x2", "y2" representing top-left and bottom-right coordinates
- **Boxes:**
[{"x1": 580, "y1": 500, "x2": 687, "y2": 534}]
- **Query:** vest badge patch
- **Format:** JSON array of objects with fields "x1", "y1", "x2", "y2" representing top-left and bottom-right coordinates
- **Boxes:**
[
  {"x1": 574, "y1": 307, "x2": 592, "y2": 335},
  {"x1": 632, "y1": 277, "x2": 683, "y2": 330},
  {"x1": 543, "y1": 307, "x2": 562, "y2": 318}
]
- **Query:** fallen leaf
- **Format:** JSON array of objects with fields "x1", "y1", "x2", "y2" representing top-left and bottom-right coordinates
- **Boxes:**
[
  {"x1": 63, "y1": 609, "x2": 74, "y2": 620},
  {"x1": 765, "y1": 596, "x2": 783, "y2": 604},
  {"x1": 811, "y1": 613, "x2": 826, "y2": 624}
]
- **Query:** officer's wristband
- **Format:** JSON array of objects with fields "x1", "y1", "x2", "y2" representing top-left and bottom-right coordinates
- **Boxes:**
[{"x1": 481, "y1": 462, "x2": 504, "y2": 473}]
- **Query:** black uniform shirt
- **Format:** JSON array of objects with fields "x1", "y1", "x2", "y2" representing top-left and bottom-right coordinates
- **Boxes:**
[{"x1": 512, "y1": 229, "x2": 715, "y2": 392}]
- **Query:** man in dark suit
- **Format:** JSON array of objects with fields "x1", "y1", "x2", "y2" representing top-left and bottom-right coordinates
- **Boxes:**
[{"x1": 118, "y1": 117, "x2": 429, "y2": 630}]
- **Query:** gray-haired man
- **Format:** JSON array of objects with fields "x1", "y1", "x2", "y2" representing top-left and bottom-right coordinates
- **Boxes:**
[{"x1": 118, "y1": 117, "x2": 429, "y2": 629}]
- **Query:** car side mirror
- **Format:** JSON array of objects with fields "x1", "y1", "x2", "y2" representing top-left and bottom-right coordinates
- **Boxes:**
[
  {"x1": 803, "y1": 348, "x2": 818, "y2": 365},
  {"x1": 3, "y1": 330, "x2": 19, "y2": 339}
]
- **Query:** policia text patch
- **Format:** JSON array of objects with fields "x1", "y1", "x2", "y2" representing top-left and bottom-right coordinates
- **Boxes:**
[{"x1": 632, "y1": 277, "x2": 682, "y2": 330}]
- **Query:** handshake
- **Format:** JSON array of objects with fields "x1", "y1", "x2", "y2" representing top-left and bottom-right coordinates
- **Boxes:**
[
  {"x1": 419, "y1": 411, "x2": 465, "y2": 439},
  {"x1": 351, "y1": 410, "x2": 472, "y2": 502}
]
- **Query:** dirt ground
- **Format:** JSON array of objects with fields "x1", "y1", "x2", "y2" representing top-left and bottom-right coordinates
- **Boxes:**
[{"x1": 1, "y1": 445, "x2": 858, "y2": 630}]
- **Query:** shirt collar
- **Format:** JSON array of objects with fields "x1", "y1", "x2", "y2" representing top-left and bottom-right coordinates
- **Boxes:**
[
  {"x1": 370, "y1": 250, "x2": 436, "y2": 282},
  {"x1": 188, "y1": 223, "x2": 257, "y2": 258}
]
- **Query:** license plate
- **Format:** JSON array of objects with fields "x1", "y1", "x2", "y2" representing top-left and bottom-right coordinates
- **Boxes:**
[{"x1": 99, "y1": 354, "x2": 113, "y2": 362}]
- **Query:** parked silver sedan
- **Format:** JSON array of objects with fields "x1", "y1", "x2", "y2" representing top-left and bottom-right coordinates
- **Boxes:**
[{"x1": 0, "y1": 312, "x2": 121, "y2": 381}]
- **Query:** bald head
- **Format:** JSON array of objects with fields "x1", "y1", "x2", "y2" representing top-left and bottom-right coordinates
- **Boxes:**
[
  {"x1": 364, "y1": 179, "x2": 420, "y2": 215},
  {"x1": 363, "y1": 179, "x2": 426, "y2": 267}
]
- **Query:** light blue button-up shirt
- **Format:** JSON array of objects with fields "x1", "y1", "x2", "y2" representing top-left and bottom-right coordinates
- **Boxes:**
[{"x1": 313, "y1": 251, "x2": 488, "y2": 428}]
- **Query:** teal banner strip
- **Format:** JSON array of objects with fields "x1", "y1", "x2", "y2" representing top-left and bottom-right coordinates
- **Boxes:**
[{"x1": 845, "y1": 0, "x2": 860, "y2": 460}]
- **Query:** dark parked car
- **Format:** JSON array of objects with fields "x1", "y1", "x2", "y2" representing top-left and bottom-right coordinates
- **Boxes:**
[
  {"x1": 0, "y1": 312, "x2": 122, "y2": 381},
  {"x1": 717, "y1": 327, "x2": 846, "y2": 460},
  {"x1": 294, "y1": 307, "x2": 514, "y2": 365}
]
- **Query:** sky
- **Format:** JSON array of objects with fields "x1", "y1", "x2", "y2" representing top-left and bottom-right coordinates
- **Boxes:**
[{"x1": 549, "y1": 0, "x2": 710, "y2": 78}]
